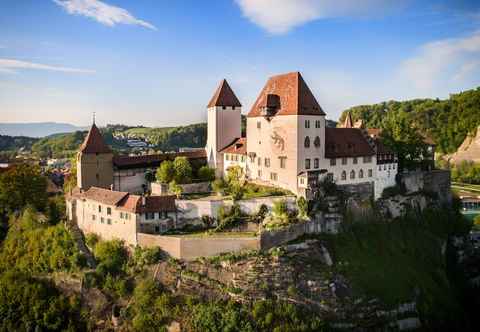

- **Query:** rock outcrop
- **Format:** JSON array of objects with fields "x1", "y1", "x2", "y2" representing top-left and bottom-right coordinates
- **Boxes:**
[{"x1": 450, "y1": 126, "x2": 480, "y2": 164}]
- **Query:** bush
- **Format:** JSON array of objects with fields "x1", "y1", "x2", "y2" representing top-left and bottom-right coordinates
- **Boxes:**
[
  {"x1": 0, "y1": 271, "x2": 83, "y2": 331},
  {"x1": 169, "y1": 180, "x2": 182, "y2": 198},
  {"x1": 0, "y1": 208, "x2": 85, "y2": 273},
  {"x1": 156, "y1": 161, "x2": 175, "y2": 184},
  {"x1": 215, "y1": 204, "x2": 245, "y2": 232},
  {"x1": 212, "y1": 178, "x2": 226, "y2": 196},
  {"x1": 198, "y1": 166, "x2": 216, "y2": 182},
  {"x1": 297, "y1": 197, "x2": 308, "y2": 219},
  {"x1": 93, "y1": 239, "x2": 128, "y2": 276},
  {"x1": 173, "y1": 157, "x2": 193, "y2": 184}
]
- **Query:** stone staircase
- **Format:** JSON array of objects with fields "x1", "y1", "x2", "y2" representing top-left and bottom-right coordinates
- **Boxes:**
[{"x1": 66, "y1": 220, "x2": 96, "y2": 269}]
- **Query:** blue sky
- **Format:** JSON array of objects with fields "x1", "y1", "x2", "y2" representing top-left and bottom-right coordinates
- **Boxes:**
[{"x1": 1, "y1": 0, "x2": 479, "y2": 127}]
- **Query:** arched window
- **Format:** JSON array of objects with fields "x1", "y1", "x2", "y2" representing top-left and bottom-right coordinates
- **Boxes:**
[
  {"x1": 304, "y1": 136, "x2": 310, "y2": 148},
  {"x1": 341, "y1": 171, "x2": 346, "y2": 181},
  {"x1": 359, "y1": 169, "x2": 364, "y2": 178},
  {"x1": 314, "y1": 136, "x2": 321, "y2": 148},
  {"x1": 350, "y1": 170, "x2": 355, "y2": 179}
]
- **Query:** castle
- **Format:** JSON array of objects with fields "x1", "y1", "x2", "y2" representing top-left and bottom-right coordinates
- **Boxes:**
[{"x1": 66, "y1": 71, "x2": 400, "y2": 247}]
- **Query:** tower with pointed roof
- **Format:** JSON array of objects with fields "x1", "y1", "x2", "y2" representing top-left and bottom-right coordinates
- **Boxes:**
[
  {"x1": 205, "y1": 79, "x2": 242, "y2": 175},
  {"x1": 77, "y1": 122, "x2": 114, "y2": 190}
]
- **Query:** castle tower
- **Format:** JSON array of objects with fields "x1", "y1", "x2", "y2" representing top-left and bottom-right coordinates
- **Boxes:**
[
  {"x1": 205, "y1": 79, "x2": 242, "y2": 175},
  {"x1": 76, "y1": 123, "x2": 114, "y2": 190}
]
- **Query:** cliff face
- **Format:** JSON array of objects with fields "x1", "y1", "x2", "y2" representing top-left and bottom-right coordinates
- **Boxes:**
[{"x1": 450, "y1": 126, "x2": 480, "y2": 164}]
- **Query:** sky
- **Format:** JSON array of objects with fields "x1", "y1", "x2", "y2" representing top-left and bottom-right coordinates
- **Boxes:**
[{"x1": 0, "y1": 0, "x2": 480, "y2": 127}]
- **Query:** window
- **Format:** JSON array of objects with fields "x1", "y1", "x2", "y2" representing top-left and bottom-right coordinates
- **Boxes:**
[
  {"x1": 258, "y1": 157, "x2": 261, "y2": 166},
  {"x1": 279, "y1": 157, "x2": 286, "y2": 169},
  {"x1": 368, "y1": 169, "x2": 373, "y2": 177},
  {"x1": 393, "y1": 164, "x2": 396, "y2": 170},
  {"x1": 363, "y1": 156, "x2": 372, "y2": 163},
  {"x1": 378, "y1": 166, "x2": 382, "y2": 171},
  {"x1": 341, "y1": 171, "x2": 346, "y2": 180},
  {"x1": 353, "y1": 157, "x2": 358, "y2": 164},
  {"x1": 98, "y1": 205, "x2": 102, "y2": 213},
  {"x1": 304, "y1": 136, "x2": 310, "y2": 148},
  {"x1": 226, "y1": 154, "x2": 230, "y2": 161},
  {"x1": 300, "y1": 178, "x2": 304, "y2": 184},
  {"x1": 107, "y1": 219, "x2": 111, "y2": 225},
  {"x1": 305, "y1": 120, "x2": 310, "y2": 128},
  {"x1": 258, "y1": 170, "x2": 262, "y2": 178},
  {"x1": 232, "y1": 106, "x2": 236, "y2": 110},
  {"x1": 330, "y1": 159, "x2": 336, "y2": 166},
  {"x1": 314, "y1": 158, "x2": 319, "y2": 168},
  {"x1": 222, "y1": 106, "x2": 226, "y2": 110},
  {"x1": 315, "y1": 120, "x2": 321, "y2": 128},
  {"x1": 270, "y1": 172, "x2": 278, "y2": 181},
  {"x1": 107, "y1": 207, "x2": 111, "y2": 215},
  {"x1": 101, "y1": 217, "x2": 104, "y2": 224},
  {"x1": 359, "y1": 169, "x2": 364, "y2": 178},
  {"x1": 257, "y1": 121, "x2": 261, "y2": 129},
  {"x1": 96, "y1": 173, "x2": 99, "y2": 182},
  {"x1": 350, "y1": 170, "x2": 355, "y2": 179},
  {"x1": 314, "y1": 136, "x2": 321, "y2": 148},
  {"x1": 342, "y1": 157, "x2": 347, "y2": 165},
  {"x1": 241, "y1": 156, "x2": 245, "y2": 163},
  {"x1": 305, "y1": 159, "x2": 311, "y2": 169},
  {"x1": 146, "y1": 212, "x2": 155, "y2": 220},
  {"x1": 92, "y1": 214, "x2": 96, "y2": 221},
  {"x1": 264, "y1": 158, "x2": 270, "y2": 167}
]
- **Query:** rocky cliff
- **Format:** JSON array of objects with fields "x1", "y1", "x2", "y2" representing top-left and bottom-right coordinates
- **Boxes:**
[{"x1": 450, "y1": 126, "x2": 480, "y2": 164}]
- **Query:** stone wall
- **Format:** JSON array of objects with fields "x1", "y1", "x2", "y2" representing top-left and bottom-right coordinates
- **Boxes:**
[
  {"x1": 400, "y1": 170, "x2": 452, "y2": 204},
  {"x1": 151, "y1": 182, "x2": 211, "y2": 196},
  {"x1": 137, "y1": 233, "x2": 259, "y2": 260},
  {"x1": 176, "y1": 195, "x2": 297, "y2": 221},
  {"x1": 337, "y1": 181, "x2": 374, "y2": 201}
]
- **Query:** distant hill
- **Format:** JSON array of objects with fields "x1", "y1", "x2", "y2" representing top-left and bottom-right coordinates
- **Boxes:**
[{"x1": 0, "y1": 122, "x2": 86, "y2": 138}]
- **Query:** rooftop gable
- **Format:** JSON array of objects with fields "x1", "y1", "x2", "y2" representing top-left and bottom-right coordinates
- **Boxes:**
[
  {"x1": 207, "y1": 79, "x2": 242, "y2": 108},
  {"x1": 79, "y1": 124, "x2": 112, "y2": 154},
  {"x1": 248, "y1": 72, "x2": 325, "y2": 117}
]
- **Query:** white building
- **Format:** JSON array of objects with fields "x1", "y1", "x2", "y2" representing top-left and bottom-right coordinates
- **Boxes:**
[{"x1": 206, "y1": 72, "x2": 398, "y2": 199}]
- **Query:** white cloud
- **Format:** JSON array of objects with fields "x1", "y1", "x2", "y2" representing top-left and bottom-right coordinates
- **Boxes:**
[
  {"x1": 399, "y1": 31, "x2": 480, "y2": 92},
  {"x1": 0, "y1": 58, "x2": 95, "y2": 74},
  {"x1": 235, "y1": 0, "x2": 401, "y2": 34},
  {"x1": 53, "y1": 0, "x2": 157, "y2": 30}
]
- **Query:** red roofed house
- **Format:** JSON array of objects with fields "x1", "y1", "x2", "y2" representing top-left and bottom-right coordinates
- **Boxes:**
[{"x1": 66, "y1": 186, "x2": 177, "y2": 245}]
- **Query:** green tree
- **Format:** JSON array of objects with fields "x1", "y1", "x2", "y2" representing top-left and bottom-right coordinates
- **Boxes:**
[
  {"x1": 297, "y1": 197, "x2": 308, "y2": 220},
  {"x1": 169, "y1": 180, "x2": 182, "y2": 199},
  {"x1": 198, "y1": 165, "x2": 216, "y2": 182},
  {"x1": 212, "y1": 178, "x2": 226, "y2": 196},
  {"x1": 0, "y1": 271, "x2": 82, "y2": 331},
  {"x1": 173, "y1": 157, "x2": 192, "y2": 184},
  {"x1": 156, "y1": 161, "x2": 175, "y2": 184},
  {"x1": 0, "y1": 164, "x2": 48, "y2": 213},
  {"x1": 94, "y1": 239, "x2": 128, "y2": 276},
  {"x1": 226, "y1": 166, "x2": 245, "y2": 201},
  {"x1": 145, "y1": 169, "x2": 156, "y2": 183}
]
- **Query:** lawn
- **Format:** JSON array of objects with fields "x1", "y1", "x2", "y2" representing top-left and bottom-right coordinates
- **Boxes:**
[{"x1": 241, "y1": 183, "x2": 293, "y2": 199}]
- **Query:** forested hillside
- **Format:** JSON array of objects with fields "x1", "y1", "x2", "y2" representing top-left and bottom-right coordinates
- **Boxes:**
[
  {"x1": 339, "y1": 87, "x2": 480, "y2": 154},
  {"x1": 0, "y1": 123, "x2": 208, "y2": 158}
]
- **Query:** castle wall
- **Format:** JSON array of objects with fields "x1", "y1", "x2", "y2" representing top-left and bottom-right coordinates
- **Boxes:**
[
  {"x1": 114, "y1": 169, "x2": 147, "y2": 194},
  {"x1": 206, "y1": 106, "x2": 241, "y2": 175},
  {"x1": 374, "y1": 162, "x2": 398, "y2": 199},
  {"x1": 77, "y1": 152, "x2": 113, "y2": 190},
  {"x1": 246, "y1": 115, "x2": 300, "y2": 194},
  {"x1": 74, "y1": 198, "x2": 138, "y2": 245}
]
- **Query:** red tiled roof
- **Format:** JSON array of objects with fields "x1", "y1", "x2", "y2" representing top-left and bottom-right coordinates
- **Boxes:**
[
  {"x1": 325, "y1": 128, "x2": 375, "y2": 158},
  {"x1": 79, "y1": 124, "x2": 112, "y2": 154},
  {"x1": 207, "y1": 79, "x2": 242, "y2": 108},
  {"x1": 220, "y1": 137, "x2": 247, "y2": 155},
  {"x1": 113, "y1": 150, "x2": 207, "y2": 169},
  {"x1": 248, "y1": 72, "x2": 325, "y2": 117},
  {"x1": 82, "y1": 187, "x2": 128, "y2": 205},
  {"x1": 118, "y1": 195, "x2": 176, "y2": 213}
]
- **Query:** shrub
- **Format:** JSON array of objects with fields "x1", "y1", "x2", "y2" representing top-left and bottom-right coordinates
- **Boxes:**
[
  {"x1": 215, "y1": 204, "x2": 245, "y2": 232},
  {"x1": 156, "y1": 161, "x2": 175, "y2": 184},
  {"x1": 381, "y1": 185, "x2": 403, "y2": 198},
  {"x1": 169, "y1": 180, "x2": 182, "y2": 198},
  {"x1": 251, "y1": 204, "x2": 269, "y2": 223},
  {"x1": 198, "y1": 166, "x2": 216, "y2": 182},
  {"x1": 173, "y1": 156, "x2": 193, "y2": 184},
  {"x1": 297, "y1": 197, "x2": 308, "y2": 219},
  {"x1": 212, "y1": 178, "x2": 226, "y2": 196},
  {"x1": 93, "y1": 239, "x2": 128, "y2": 276}
]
